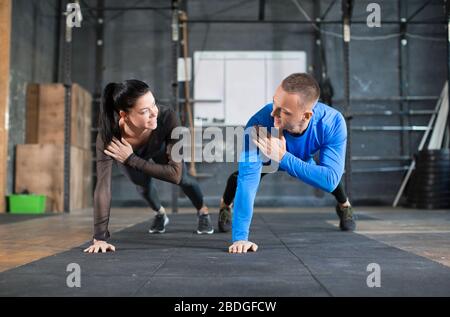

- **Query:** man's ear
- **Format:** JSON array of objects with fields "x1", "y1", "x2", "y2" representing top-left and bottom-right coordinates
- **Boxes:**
[{"x1": 304, "y1": 111, "x2": 313, "y2": 120}]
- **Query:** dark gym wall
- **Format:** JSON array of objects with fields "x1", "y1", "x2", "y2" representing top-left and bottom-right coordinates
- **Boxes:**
[
  {"x1": 7, "y1": 0, "x2": 60, "y2": 195},
  {"x1": 7, "y1": 0, "x2": 448, "y2": 208}
]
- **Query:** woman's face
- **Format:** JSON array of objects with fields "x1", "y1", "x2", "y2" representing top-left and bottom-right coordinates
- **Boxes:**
[{"x1": 121, "y1": 91, "x2": 158, "y2": 131}]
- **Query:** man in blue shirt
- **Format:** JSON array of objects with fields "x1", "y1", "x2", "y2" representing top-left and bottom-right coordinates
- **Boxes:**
[{"x1": 217, "y1": 73, "x2": 356, "y2": 253}]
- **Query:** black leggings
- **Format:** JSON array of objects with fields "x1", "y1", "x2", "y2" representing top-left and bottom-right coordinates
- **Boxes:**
[
  {"x1": 222, "y1": 170, "x2": 348, "y2": 206},
  {"x1": 120, "y1": 161, "x2": 204, "y2": 211}
]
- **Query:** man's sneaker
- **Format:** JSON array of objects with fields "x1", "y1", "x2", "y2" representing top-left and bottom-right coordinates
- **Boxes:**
[
  {"x1": 335, "y1": 205, "x2": 356, "y2": 231},
  {"x1": 218, "y1": 205, "x2": 232, "y2": 233},
  {"x1": 149, "y1": 214, "x2": 169, "y2": 234},
  {"x1": 197, "y1": 214, "x2": 214, "y2": 234}
]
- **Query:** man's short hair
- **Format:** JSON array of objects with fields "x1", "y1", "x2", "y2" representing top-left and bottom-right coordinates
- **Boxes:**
[{"x1": 281, "y1": 73, "x2": 320, "y2": 109}]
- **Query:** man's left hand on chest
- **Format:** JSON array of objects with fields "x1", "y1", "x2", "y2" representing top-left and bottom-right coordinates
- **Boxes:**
[{"x1": 252, "y1": 128, "x2": 287, "y2": 162}]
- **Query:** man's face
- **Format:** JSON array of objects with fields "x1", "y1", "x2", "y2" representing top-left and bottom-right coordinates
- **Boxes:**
[{"x1": 271, "y1": 85, "x2": 314, "y2": 134}]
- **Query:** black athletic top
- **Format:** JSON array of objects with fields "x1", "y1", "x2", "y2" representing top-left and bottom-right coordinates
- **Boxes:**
[{"x1": 93, "y1": 105, "x2": 182, "y2": 241}]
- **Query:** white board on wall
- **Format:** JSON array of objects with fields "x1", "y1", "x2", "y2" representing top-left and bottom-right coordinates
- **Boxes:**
[{"x1": 193, "y1": 51, "x2": 307, "y2": 126}]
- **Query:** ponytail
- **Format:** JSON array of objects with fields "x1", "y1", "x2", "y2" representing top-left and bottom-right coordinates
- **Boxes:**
[{"x1": 99, "y1": 83, "x2": 121, "y2": 146}]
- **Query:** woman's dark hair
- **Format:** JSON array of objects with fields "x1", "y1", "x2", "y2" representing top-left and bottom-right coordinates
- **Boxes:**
[{"x1": 98, "y1": 79, "x2": 151, "y2": 145}]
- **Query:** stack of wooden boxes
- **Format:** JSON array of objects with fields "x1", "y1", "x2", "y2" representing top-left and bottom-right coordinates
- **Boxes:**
[{"x1": 15, "y1": 83, "x2": 93, "y2": 212}]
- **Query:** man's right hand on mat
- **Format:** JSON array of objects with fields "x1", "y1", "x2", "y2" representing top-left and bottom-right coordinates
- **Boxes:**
[
  {"x1": 83, "y1": 239, "x2": 116, "y2": 253},
  {"x1": 228, "y1": 240, "x2": 258, "y2": 253}
]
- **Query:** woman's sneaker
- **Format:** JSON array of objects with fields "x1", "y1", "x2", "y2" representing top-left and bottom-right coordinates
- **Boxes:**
[
  {"x1": 149, "y1": 214, "x2": 169, "y2": 234},
  {"x1": 218, "y1": 205, "x2": 232, "y2": 233},
  {"x1": 197, "y1": 214, "x2": 214, "y2": 234}
]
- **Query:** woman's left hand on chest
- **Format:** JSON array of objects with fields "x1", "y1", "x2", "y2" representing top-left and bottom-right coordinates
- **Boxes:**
[{"x1": 104, "y1": 137, "x2": 134, "y2": 163}]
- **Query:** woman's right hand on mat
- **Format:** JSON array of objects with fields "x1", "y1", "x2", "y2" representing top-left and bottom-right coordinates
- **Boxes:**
[
  {"x1": 228, "y1": 240, "x2": 258, "y2": 254},
  {"x1": 83, "y1": 239, "x2": 116, "y2": 253}
]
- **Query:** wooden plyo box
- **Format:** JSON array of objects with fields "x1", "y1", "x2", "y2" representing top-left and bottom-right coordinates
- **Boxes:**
[
  {"x1": 15, "y1": 144, "x2": 92, "y2": 213},
  {"x1": 25, "y1": 83, "x2": 92, "y2": 150}
]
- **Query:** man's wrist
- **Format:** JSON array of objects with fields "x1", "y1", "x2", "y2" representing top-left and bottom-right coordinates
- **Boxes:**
[
  {"x1": 279, "y1": 151, "x2": 291, "y2": 167},
  {"x1": 278, "y1": 150, "x2": 287, "y2": 162}
]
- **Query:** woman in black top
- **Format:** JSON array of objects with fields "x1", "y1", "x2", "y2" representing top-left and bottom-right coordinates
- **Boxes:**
[{"x1": 84, "y1": 80, "x2": 213, "y2": 253}]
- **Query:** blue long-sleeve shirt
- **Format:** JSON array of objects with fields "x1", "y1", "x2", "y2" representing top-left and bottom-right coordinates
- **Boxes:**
[{"x1": 232, "y1": 102, "x2": 347, "y2": 242}]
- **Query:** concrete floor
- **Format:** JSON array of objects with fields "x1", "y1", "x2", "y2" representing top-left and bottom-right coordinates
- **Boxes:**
[{"x1": 0, "y1": 206, "x2": 450, "y2": 296}]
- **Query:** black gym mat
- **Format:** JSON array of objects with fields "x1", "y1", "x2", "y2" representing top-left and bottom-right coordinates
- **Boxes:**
[{"x1": 1, "y1": 212, "x2": 450, "y2": 296}]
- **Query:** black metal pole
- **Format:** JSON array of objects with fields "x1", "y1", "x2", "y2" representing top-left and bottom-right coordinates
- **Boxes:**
[
  {"x1": 171, "y1": 0, "x2": 180, "y2": 213},
  {"x1": 85, "y1": 6, "x2": 172, "y2": 12},
  {"x1": 313, "y1": 1, "x2": 322, "y2": 83},
  {"x1": 342, "y1": 0, "x2": 353, "y2": 202},
  {"x1": 314, "y1": 1, "x2": 333, "y2": 107},
  {"x1": 399, "y1": 0, "x2": 410, "y2": 161},
  {"x1": 182, "y1": 19, "x2": 445, "y2": 25},
  {"x1": 258, "y1": 0, "x2": 265, "y2": 21},
  {"x1": 92, "y1": 0, "x2": 104, "y2": 195},
  {"x1": 312, "y1": 1, "x2": 326, "y2": 199},
  {"x1": 63, "y1": 0, "x2": 72, "y2": 213},
  {"x1": 54, "y1": 0, "x2": 63, "y2": 82},
  {"x1": 94, "y1": 0, "x2": 104, "y2": 104},
  {"x1": 447, "y1": 0, "x2": 450, "y2": 137}
]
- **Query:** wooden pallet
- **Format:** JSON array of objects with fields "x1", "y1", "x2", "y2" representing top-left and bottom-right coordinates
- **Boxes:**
[
  {"x1": 15, "y1": 144, "x2": 92, "y2": 213},
  {"x1": 25, "y1": 83, "x2": 92, "y2": 150}
]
